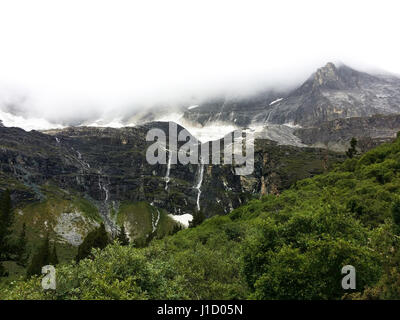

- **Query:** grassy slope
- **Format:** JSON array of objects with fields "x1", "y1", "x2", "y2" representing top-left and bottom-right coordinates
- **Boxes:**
[
  {"x1": 116, "y1": 201, "x2": 177, "y2": 246},
  {"x1": 1, "y1": 182, "x2": 178, "y2": 278},
  {"x1": 10, "y1": 188, "x2": 103, "y2": 264}
]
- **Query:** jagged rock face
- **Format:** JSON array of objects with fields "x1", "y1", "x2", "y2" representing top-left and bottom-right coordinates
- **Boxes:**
[
  {"x1": 0, "y1": 120, "x2": 4, "y2": 127},
  {"x1": 183, "y1": 63, "x2": 400, "y2": 128},
  {"x1": 254, "y1": 124, "x2": 307, "y2": 147},
  {"x1": 293, "y1": 114, "x2": 400, "y2": 152},
  {"x1": 0, "y1": 122, "x2": 344, "y2": 218},
  {"x1": 182, "y1": 90, "x2": 286, "y2": 127},
  {"x1": 268, "y1": 63, "x2": 400, "y2": 126}
]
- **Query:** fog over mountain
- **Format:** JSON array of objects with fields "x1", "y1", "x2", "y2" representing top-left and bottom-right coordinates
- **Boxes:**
[{"x1": 0, "y1": 0, "x2": 400, "y2": 132}]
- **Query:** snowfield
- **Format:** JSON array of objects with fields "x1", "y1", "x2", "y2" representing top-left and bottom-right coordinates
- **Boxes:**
[{"x1": 168, "y1": 213, "x2": 193, "y2": 228}]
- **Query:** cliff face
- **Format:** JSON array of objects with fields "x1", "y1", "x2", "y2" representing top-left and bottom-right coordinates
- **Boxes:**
[
  {"x1": 0, "y1": 121, "x2": 346, "y2": 262},
  {"x1": 182, "y1": 89, "x2": 285, "y2": 127},
  {"x1": 268, "y1": 63, "x2": 400, "y2": 126},
  {"x1": 0, "y1": 122, "x2": 343, "y2": 219},
  {"x1": 293, "y1": 114, "x2": 400, "y2": 152}
]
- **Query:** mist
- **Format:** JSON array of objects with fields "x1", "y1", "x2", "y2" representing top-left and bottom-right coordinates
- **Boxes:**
[{"x1": 0, "y1": 0, "x2": 399, "y2": 129}]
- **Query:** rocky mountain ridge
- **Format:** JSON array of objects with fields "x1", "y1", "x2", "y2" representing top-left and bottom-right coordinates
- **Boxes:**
[{"x1": 183, "y1": 62, "x2": 400, "y2": 128}]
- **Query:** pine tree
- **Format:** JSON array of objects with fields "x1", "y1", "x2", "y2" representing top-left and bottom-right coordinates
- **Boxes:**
[
  {"x1": 16, "y1": 223, "x2": 28, "y2": 266},
  {"x1": 26, "y1": 233, "x2": 50, "y2": 277},
  {"x1": 392, "y1": 199, "x2": 400, "y2": 232},
  {"x1": 49, "y1": 242, "x2": 59, "y2": 265},
  {"x1": 171, "y1": 223, "x2": 182, "y2": 235},
  {"x1": 0, "y1": 190, "x2": 12, "y2": 259},
  {"x1": 117, "y1": 225, "x2": 130, "y2": 246},
  {"x1": 346, "y1": 137, "x2": 358, "y2": 159},
  {"x1": 76, "y1": 223, "x2": 110, "y2": 261},
  {"x1": 189, "y1": 210, "x2": 206, "y2": 228},
  {"x1": 0, "y1": 262, "x2": 6, "y2": 277}
]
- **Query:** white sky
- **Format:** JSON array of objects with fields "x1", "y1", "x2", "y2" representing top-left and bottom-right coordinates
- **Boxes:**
[{"x1": 0, "y1": 0, "x2": 399, "y2": 123}]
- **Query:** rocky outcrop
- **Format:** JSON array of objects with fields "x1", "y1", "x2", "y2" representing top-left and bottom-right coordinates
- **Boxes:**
[
  {"x1": 182, "y1": 90, "x2": 285, "y2": 127},
  {"x1": 293, "y1": 114, "x2": 400, "y2": 152}
]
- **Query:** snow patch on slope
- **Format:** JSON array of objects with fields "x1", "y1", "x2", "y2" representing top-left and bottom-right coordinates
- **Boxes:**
[
  {"x1": 84, "y1": 118, "x2": 126, "y2": 128},
  {"x1": 269, "y1": 98, "x2": 283, "y2": 105},
  {"x1": 180, "y1": 121, "x2": 239, "y2": 143},
  {"x1": 168, "y1": 214, "x2": 193, "y2": 228},
  {"x1": 0, "y1": 110, "x2": 64, "y2": 131}
]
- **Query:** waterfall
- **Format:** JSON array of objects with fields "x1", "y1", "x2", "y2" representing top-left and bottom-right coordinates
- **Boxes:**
[
  {"x1": 98, "y1": 177, "x2": 109, "y2": 201},
  {"x1": 76, "y1": 149, "x2": 90, "y2": 168},
  {"x1": 164, "y1": 150, "x2": 172, "y2": 190},
  {"x1": 151, "y1": 208, "x2": 161, "y2": 233},
  {"x1": 103, "y1": 183, "x2": 109, "y2": 201},
  {"x1": 265, "y1": 108, "x2": 274, "y2": 123},
  {"x1": 97, "y1": 176, "x2": 117, "y2": 236},
  {"x1": 194, "y1": 158, "x2": 205, "y2": 211}
]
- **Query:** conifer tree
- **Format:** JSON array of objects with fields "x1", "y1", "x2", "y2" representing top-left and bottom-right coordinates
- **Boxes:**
[
  {"x1": 0, "y1": 190, "x2": 12, "y2": 258},
  {"x1": 76, "y1": 223, "x2": 110, "y2": 261},
  {"x1": 0, "y1": 262, "x2": 6, "y2": 277},
  {"x1": 26, "y1": 233, "x2": 50, "y2": 277},
  {"x1": 16, "y1": 223, "x2": 28, "y2": 266},
  {"x1": 171, "y1": 223, "x2": 182, "y2": 235},
  {"x1": 392, "y1": 199, "x2": 400, "y2": 233},
  {"x1": 49, "y1": 242, "x2": 59, "y2": 265},
  {"x1": 346, "y1": 137, "x2": 358, "y2": 159},
  {"x1": 189, "y1": 210, "x2": 206, "y2": 228},
  {"x1": 117, "y1": 225, "x2": 130, "y2": 246}
]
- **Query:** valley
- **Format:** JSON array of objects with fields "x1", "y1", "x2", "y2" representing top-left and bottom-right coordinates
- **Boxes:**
[{"x1": 1, "y1": 62, "x2": 400, "y2": 300}]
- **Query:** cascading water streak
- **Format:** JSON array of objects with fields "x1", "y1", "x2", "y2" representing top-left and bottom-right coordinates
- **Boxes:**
[
  {"x1": 151, "y1": 208, "x2": 161, "y2": 233},
  {"x1": 194, "y1": 157, "x2": 205, "y2": 211},
  {"x1": 97, "y1": 176, "x2": 117, "y2": 236},
  {"x1": 164, "y1": 150, "x2": 172, "y2": 190}
]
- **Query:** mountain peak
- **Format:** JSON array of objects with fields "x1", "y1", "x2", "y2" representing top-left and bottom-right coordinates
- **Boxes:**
[
  {"x1": 321, "y1": 61, "x2": 337, "y2": 72},
  {"x1": 313, "y1": 62, "x2": 342, "y2": 89}
]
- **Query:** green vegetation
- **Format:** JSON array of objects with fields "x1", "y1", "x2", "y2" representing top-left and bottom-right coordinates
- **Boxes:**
[
  {"x1": 76, "y1": 223, "x2": 110, "y2": 261},
  {"x1": 49, "y1": 242, "x2": 59, "y2": 266},
  {"x1": 0, "y1": 187, "x2": 180, "y2": 279},
  {"x1": 115, "y1": 201, "x2": 177, "y2": 247},
  {"x1": 0, "y1": 190, "x2": 12, "y2": 254},
  {"x1": 15, "y1": 223, "x2": 28, "y2": 267},
  {"x1": 26, "y1": 233, "x2": 51, "y2": 277},
  {"x1": 117, "y1": 225, "x2": 130, "y2": 246},
  {"x1": 189, "y1": 210, "x2": 205, "y2": 228},
  {"x1": 0, "y1": 190, "x2": 12, "y2": 276},
  {"x1": 2, "y1": 135, "x2": 400, "y2": 299},
  {"x1": 346, "y1": 137, "x2": 358, "y2": 159},
  {"x1": 9, "y1": 195, "x2": 101, "y2": 264}
]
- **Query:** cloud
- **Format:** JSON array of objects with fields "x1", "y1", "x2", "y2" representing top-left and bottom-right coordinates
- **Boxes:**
[{"x1": 0, "y1": 0, "x2": 399, "y2": 127}]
